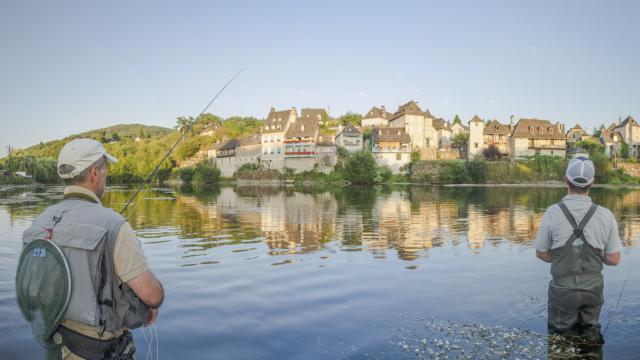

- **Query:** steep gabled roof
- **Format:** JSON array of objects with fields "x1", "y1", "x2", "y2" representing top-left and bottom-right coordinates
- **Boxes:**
[
  {"x1": 264, "y1": 107, "x2": 296, "y2": 134},
  {"x1": 363, "y1": 106, "x2": 393, "y2": 120},
  {"x1": 484, "y1": 120, "x2": 511, "y2": 135},
  {"x1": 340, "y1": 123, "x2": 361, "y2": 135},
  {"x1": 433, "y1": 118, "x2": 452, "y2": 131},
  {"x1": 237, "y1": 133, "x2": 261, "y2": 147},
  {"x1": 220, "y1": 139, "x2": 240, "y2": 150},
  {"x1": 300, "y1": 108, "x2": 329, "y2": 122},
  {"x1": 284, "y1": 118, "x2": 319, "y2": 138},
  {"x1": 512, "y1": 118, "x2": 565, "y2": 140},
  {"x1": 371, "y1": 127, "x2": 411, "y2": 143},
  {"x1": 469, "y1": 115, "x2": 484, "y2": 123},
  {"x1": 391, "y1": 100, "x2": 432, "y2": 120}
]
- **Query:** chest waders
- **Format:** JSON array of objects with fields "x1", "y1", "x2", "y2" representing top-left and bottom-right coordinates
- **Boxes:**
[{"x1": 548, "y1": 202, "x2": 604, "y2": 344}]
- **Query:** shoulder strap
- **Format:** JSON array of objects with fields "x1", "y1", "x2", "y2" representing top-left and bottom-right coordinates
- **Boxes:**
[{"x1": 557, "y1": 202, "x2": 599, "y2": 246}]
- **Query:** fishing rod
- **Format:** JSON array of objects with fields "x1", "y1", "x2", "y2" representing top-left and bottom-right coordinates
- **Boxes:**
[
  {"x1": 119, "y1": 68, "x2": 244, "y2": 216},
  {"x1": 602, "y1": 263, "x2": 633, "y2": 336}
]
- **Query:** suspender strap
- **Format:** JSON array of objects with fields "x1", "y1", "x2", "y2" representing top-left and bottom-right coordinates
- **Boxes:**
[{"x1": 557, "y1": 202, "x2": 599, "y2": 247}]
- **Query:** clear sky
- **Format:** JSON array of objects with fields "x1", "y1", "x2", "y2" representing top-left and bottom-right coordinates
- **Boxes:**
[{"x1": 1, "y1": 0, "x2": 638, "y2": 154}]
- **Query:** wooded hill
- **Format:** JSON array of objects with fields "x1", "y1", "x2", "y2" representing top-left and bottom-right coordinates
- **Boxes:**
[{"x1": 2, "y1": 115, "x2": 263, "y2": 183}]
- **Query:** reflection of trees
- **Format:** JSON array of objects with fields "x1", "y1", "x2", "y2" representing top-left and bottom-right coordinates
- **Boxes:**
[{"x1": 3, "y1": 185, "x2": 640, "y2": 263}]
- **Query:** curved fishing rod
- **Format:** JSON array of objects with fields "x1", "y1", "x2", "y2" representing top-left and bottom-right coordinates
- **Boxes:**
[{"x1": 120, "y1": 68, "x2": 244, "y2": 216}]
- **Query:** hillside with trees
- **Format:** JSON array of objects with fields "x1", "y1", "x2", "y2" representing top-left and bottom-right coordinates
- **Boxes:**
[{"x1": 1, "y1": 115, "x2": 263, "y2": 183}]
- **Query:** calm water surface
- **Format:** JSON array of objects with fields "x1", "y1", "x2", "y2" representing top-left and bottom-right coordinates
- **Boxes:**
[{"x1": 0, "y1": 185, "x2": 638, "y2": 359}]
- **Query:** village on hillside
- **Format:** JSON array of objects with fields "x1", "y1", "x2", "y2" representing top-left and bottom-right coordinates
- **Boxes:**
[{"x1": 195, "y1": 100, "x2": 637, "y2": 177}]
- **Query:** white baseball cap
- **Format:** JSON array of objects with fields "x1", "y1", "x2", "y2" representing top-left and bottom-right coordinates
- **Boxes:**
[
  {"x1": 565, "y1": 156, "x2": 595, "y2": 187},
  {"x1": 57, "y1": 138, "x2": 118, "y2": 179}
]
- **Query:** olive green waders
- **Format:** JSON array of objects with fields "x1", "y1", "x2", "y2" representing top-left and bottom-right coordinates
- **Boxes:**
[{"x1": 548, "y1": 202, "x2": 604, "y2": 344}]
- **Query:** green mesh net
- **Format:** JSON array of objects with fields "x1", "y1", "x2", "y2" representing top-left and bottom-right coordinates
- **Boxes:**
[{"x1": 16, "y1": 239, "x2": 71, "y2": 347}]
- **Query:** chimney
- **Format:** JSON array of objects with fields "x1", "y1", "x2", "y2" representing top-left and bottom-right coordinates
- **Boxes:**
[
  {"x1": 381, "y1": 105, "x2": 386, "y2": 112},
  {"x1": 270, "y1": 107, "x2": 275, "y2": 112},
  {"x1": 618, "y1": 116, "x2": 622, "y2": 124}
]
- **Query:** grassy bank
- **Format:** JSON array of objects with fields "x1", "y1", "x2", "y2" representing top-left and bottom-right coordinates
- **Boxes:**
[{"x1": 408, "y1": 155, "x2": 640, "y2": 185}]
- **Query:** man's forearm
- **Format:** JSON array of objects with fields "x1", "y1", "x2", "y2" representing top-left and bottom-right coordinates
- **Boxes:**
[{"x1": 536, "y1": 250, "x2": 552, "y2": 263}]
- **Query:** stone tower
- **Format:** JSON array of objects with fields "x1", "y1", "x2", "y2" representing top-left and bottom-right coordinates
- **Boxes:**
[{"x1": 468, "y1": 115, "x2": 485, "y2": 158}]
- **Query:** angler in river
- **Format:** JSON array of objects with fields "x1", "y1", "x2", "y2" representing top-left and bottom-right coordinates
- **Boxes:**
[
  {"x1": 534, "y1": 156, "x2": 621, "y2": 355},
  {"x1": 16, "y1": 138, "x2": 164, "y2": 359}
]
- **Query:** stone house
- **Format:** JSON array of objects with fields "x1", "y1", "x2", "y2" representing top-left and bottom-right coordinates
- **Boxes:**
[
  {"x1": 370, "y1": 127, "x2": 412, "y2": 173},
  {"x1": 566, "y1": 124, "x2": 588, "y2": 144},
  {"x1": 450, "y1": 119, "x2": 469, "y2": 137},
  {"x1": 468, "y1": 115, "x2": 485, "y2": 158},
  {"x1": 388, "y1": 101, "x2": 437, "y2": 150},
  {"x1": 510, "y1": 118, "x2": 566, "y2": 158},
  {"x1": 483, "y1": 119, "x2": 512, "y2": 157},
  {"x1": 599, "y1": 129, "x2": 622, "y2": 158},
  {"x1": 261, "y1": 107, "x2": 297, "y2": 170},
  {"x1": 608, "y1": 116, "x2": 640, "y2": 157},
  {"x1": 335, "y1": 123, "x2": 363, "y2": 153},
  {"x1": 362, "y1": 106, "x2": 393, "y2": 127},
  {"x1": 315, "y1": 140, "x2": 338, "y2": 173},
  {"x1": 283, "y1": 117, "x2": 320, "y2": 173},
  {"x1": 213, "y1": 134, "x2": 262, "y2": 177},
  {"x1": 433, "y1": 118, "x2": 453, "y2": 148}
]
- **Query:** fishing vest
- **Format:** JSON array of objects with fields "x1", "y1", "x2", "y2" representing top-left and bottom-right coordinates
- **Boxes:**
[
  {"x1": 550, "y1": 202, "x2": 604, "y2": 283},
  {"x1": 22, "y1": 193, "x2": 149, "y2": 333}
]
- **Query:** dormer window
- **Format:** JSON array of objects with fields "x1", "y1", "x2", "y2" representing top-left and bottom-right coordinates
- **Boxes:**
[
  {"x1": 301, "y1": 125, "x2": 305, "y2": 131},
  {"x1": 549, "y1": 128, "x2": 553, "y2": 134},
  {"x1": 529, "y1": 126, "x2": 534, "y2": 133}
]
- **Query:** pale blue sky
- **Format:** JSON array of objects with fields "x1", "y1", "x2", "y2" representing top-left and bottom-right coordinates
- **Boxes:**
[{"x1": 1, "y1": 0, "x2": 638, "y2": 154}]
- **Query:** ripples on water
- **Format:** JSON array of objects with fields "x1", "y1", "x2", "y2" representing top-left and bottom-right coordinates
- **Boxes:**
[{"x1": 0, "y1": 184, "x2": 639, "y2": 359}]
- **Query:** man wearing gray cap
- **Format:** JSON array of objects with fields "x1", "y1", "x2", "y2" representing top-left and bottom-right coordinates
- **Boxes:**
[
  {"x1": 534, "y1": 156, "x2": 621, "y2": 345},
  {"x1": 20, "y1": 138, "x2": 164, "y2": 359}
]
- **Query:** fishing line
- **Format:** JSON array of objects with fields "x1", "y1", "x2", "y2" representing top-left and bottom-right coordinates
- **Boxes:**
[
  {"x1": 603, "y1": 263, "x2": 633, "y2": 335},
  {"x1": 142, "y1": 325, "x2": 153, "y2": 360},
  {"x1": 153, "y1": 323, "x2": 159, "y2": 360},
  {"x1": 119, "y1": 68, "x2": 245, "y2": 218}
]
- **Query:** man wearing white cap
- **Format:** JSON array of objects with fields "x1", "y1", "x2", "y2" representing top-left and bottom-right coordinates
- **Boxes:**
[
  {"x1": 21, "y1": 138, "x2": 164, "y2": 359},
  {"x1": 534, "y1": 156, "x2": 621, "y2": 346}
]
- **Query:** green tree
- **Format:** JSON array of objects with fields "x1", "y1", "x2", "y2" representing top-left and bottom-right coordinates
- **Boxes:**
[
  {"x1": 111, "y1": 132, "x2": 121, "y2": 141},
  {"x1": 343, "y1": 150, "x2": 377, "y2": 184},
  {"x1": 452, "y1": 133, "x2": 469, "y2": 147},
  {"x1": 178, "y1": 167, "x2": 195, "y2": 183},
  {"x1": 619, "y1": 141, "x2": 629, "y2": 159},
  {"x1": 573, "y1": 140, "x2": 604, "y2": 156},
  {"x1": 338, "y1": 112, "x2": 362, "y2": 126},
  {"x1": 452, "y1": 115, "x2": 462, "y2": 124},
  {"x1": 193, "y1": 160, "x2": 220, "y2": 184}
]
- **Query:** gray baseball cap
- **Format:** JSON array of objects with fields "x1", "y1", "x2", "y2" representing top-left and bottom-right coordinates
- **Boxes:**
[
  {"x1": 57, "y1": 138, "x2": 118, "y2": 179},
  {"x1": 565, "y1": 156, "x2": 595, "y2": 187}
]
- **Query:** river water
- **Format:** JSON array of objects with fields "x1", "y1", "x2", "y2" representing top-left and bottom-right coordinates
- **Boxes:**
[{"x1": 0, "y1": 185, "x2": 638, "y2": 359}]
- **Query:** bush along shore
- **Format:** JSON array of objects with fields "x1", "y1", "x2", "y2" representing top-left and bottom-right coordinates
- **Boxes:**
[{"x1": 3, "y1": 150, "x2": 640, "y2": 187}]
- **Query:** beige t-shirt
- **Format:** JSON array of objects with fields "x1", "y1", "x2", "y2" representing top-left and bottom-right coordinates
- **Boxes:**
[{"x1": 60, "y1": 186, "x2": 149, "y2": 343}]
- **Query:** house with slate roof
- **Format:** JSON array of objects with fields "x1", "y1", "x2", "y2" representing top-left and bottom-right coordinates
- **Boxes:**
[
  {"x1": 599, "y1": 128, "x2": 622, "y2": 159},
  {"x1": 283, "y1": 116, "x2": 323, "y2": 172},
  {"x1": 608, "y1": 116, "x2": 640, "y2": 157},
  {"x1": 388, "y1": 101, "x2": 438, "y2": 150},
  {"x1": 370, "y1": 127, "x2": 412, "y2": 173},
  {"x1": 261, "y1": 107, "x2": 297, "y2": 170},
  {"x1": 433, "y1": 118, "x2": 453, "y2": 148},
  {"x1": 510, "y1": 118, "x2": 566, "y2": 158},
  {"x1": 566, "y1": 124, "x2": 589, "y2": 144},
  {"x1": 210, "y1": 134, "x2": 262, "y2": 177},
  {"x1": 483, "y1": 119, "x2": 513, "y2": 157},
  {"x1": 362, "y1": 106, "x2": 393, "y2": 127},
  {"x1": 335, "y1": 123, "x2": 363, "y2": 153}
]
